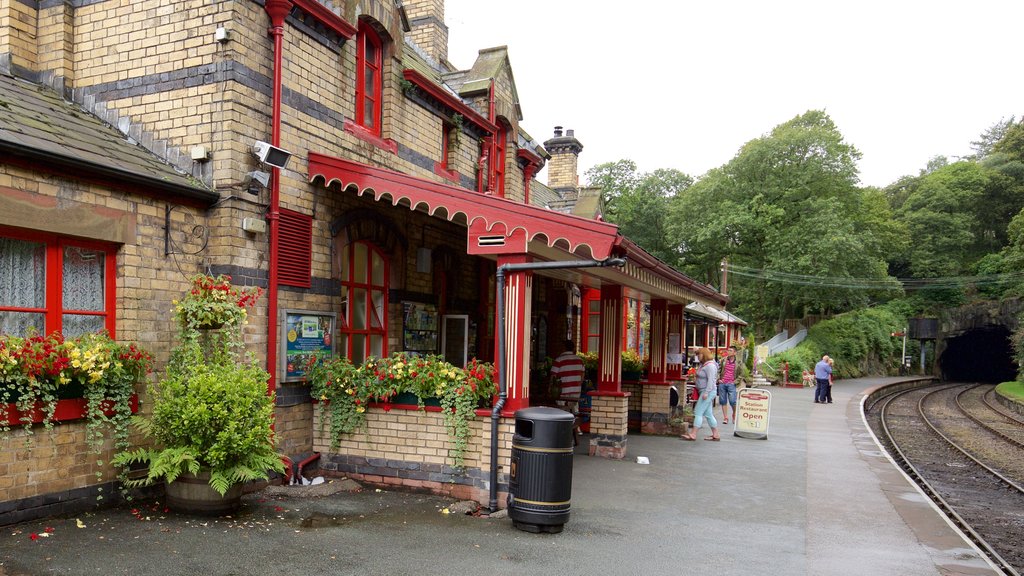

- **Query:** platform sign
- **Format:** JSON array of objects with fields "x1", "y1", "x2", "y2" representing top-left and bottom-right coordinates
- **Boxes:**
[{"x1": 735, "y1": 388, "x2": 771, "y2": 440}]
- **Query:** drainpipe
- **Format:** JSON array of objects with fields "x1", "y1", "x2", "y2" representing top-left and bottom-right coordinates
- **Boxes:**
[
  {"x1": 488, "y1": 257, "x2": 626, "y2": 513},
  {"x1": 264, "y1": 0, "x2": 292, "y2": 399},
  {"x1": 487, "y1": 80, "x2": 496, "y2": 194},
  {"x1": 295, "y1": 452, "x2": 321, "y2": 480}
]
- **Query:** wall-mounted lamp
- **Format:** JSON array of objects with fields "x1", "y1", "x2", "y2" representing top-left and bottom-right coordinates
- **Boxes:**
[{"x1": 252, "y1": 141, "x2": 292, "y2": 169}]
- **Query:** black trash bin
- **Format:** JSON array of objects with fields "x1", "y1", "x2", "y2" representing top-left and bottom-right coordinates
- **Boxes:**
[{"x1": 507, "y1": 406, "x2": 575, "y2": 533}]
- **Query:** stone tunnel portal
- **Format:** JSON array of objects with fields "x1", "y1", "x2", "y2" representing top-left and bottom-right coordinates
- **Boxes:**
[{"x1": 939, "y1": 325, "x2": 1018, "y2": 383}]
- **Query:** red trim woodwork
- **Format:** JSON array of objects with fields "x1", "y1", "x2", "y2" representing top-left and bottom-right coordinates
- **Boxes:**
[
  {"x1": 496, "y1": 254, "x2": 532, "y2": 415},
  {"x1": 343, "y1": 119, "x2": 398, "y2": 154},
  {"x1": 433, "y1": 161, "x2": 459, "y2": 183},
  {"x1": 518, "y1": 149, "x2": 542, "y2": 205},
  {"x1": 401, "y1": 70, "x2": 498, "y2": 135},
  {"x1": 620, "y1": 237, "x2": 726, "y2": 305},
  {"x1": 492, "y1": 123, "x2": 506, "y2": 197},
  {"x1": 582, "y1": 288, "x2": 600, "y2": 354},
  {"x1": 278, "y1": 208, "x2": 313, "y2": 288},
  {"x1": 667, "y1": 304, "x2": 684, "y2": 380},
  {"x1": 339, "y1": 240, "x2": 389, "y2": 361},
  {"x1": 307, "y1": 152, "x2": 622, "y2": 259},
  {"x1": 648, "y1": 299, "x2": 668, "y2": 383},
  {"x1": 598, "y1": 284, "x2": 623, "y2": 393},
  {"x1": 291, "y1": 0, "x2": 357, "y2": 38},
  {"x1": 355, "y1": 21, "x2": 383, "y2": 136}
]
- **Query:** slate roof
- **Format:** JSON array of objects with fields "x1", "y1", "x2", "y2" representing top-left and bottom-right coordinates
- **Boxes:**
[{"x1": 0, "y1": 73, "x2": 216, "y2": 203}]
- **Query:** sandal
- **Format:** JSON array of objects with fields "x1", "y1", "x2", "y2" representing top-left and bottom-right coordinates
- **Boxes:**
[
  {"x1": 680, "y1": 436, "x2": 696, "y2": 441},
  {"x1": 704, "y1": 437, "x2": 720, "y2": 441},
  {"x1": 722, "y1": 418, "x2": 728, "y2": 424}
]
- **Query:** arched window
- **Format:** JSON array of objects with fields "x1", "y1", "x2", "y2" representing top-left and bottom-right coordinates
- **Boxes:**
[
  {"x1": 339, "y1": 240, "x2": 388, "y2": 364},
  {"x1": 355, "y1": 20, "x2": 383, "y2": 135}
]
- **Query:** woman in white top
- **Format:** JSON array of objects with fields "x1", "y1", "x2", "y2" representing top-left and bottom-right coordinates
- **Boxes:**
[{"x1": 681, "y1": 347, "x2": 721, "y2": 441}]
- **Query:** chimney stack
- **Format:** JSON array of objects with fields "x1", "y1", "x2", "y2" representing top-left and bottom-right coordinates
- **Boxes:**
[
  {"x1": 403, "y1": 0, "x2": 449, "y2": 65},
  {"x1": 543, "y1": 126, "x2": 584, "y2": 190}
]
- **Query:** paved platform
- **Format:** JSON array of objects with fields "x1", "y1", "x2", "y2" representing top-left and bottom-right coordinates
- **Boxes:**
[{"x1": 0, "y1": 377, "x2": 1003, "y2": 575}]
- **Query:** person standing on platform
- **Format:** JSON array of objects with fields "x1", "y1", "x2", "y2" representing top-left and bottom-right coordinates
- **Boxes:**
[
  {"x1": 825, "y1": 356, "x2": 835, "y2": 403},
  {"x1": 718, "y1": 346, "x2": 739, "y2": 425},
  {"x1": 814, "y1": 354, "x2": 832, "y2": 404},
  {"x1": 682, "y1": 347, "x2": 720, "y2": 441},
  {"x1": 550, "y1": 339, "x2": 584, "y2": 443}
]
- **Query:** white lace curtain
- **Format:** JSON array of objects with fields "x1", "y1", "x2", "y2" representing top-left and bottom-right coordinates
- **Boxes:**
[
  {"x1": 0, "y1": 237, "x2": 46, "y2": 336},
  {"x1": 62, "y1": 246, "x2": 105, "y2": 337}
]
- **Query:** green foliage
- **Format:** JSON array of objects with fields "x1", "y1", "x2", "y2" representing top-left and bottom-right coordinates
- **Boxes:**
[
  {"x1": 620, "y1": 349, "x2": 645, "y2": 373},
  {"x1": 995, "y1": 381, "x2": 1024, "y2": 400},
  {"x1": 763, "y1": 306, "x2": 905, "y2": 379},
  {"x1": 0, "y1": 331, "x2": 151, "y2": 461},
  {"x1": 306, "y1": 352, "x2": 496, "y2": 468},
  {"x1": 585, "y1": 160, "x2": 693, "y2": 265},
  {"x1": 114, "y1": 277, "x2": 283, "y2": 496},
  {"x1": 673, "y1": 110, "x2": 903, "y2": 327},
  {"x1": 760, "y1": 344, "x2": 822, "y2": 382}
]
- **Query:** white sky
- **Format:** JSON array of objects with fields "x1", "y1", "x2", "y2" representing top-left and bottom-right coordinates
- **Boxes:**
[{"x1": 443, "y1": 0, "x2": 1024, "y2": 188}]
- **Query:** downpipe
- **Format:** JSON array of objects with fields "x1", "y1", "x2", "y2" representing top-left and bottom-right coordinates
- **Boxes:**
[{"x1": 488, "y1": 257, "x2": 626, "y2": 513}]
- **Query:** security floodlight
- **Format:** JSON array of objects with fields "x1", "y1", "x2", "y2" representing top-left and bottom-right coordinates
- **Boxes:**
[
  {"x1": 252, "y1": 141, "x2": 292, "y2": 169},
  {"x1": 247, "y1": 170, "x2": 271, "y2": 188}
]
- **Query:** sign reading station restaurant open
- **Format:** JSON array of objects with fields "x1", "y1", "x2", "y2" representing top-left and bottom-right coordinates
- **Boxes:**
[{"x1": 735, "y1": 388, "x2": 772, "y2": 440}]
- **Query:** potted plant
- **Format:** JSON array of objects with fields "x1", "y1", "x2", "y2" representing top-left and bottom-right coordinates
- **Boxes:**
[
  {"x1": 172, "y1": 273, "x2": 263, "y2": 332},
  {"x1": 621, "y1": 349, "x2": 645, "y2": 381},
  {"x1": 114, "y1": 274, "x2": 283, "y2": 514},
  {"x1": 669, "y1": 404, "x2": 694, "y2": 436}
]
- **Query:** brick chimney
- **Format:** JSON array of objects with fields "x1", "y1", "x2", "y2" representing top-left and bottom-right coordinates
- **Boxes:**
[
  {"x1": 403, "y1": 0, "x2": 449, "y2": 65},
  {"x1": 543, "y1": 126, "x2": 584, "y2": 190},
  {"x1": 0, "y1": 0, "x2": 75, "y2": 90}
]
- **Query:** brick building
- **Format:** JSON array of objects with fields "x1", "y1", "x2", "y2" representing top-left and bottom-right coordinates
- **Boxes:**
[{"x1": 0, "y1": 0, "x2": 726, "y2": 523}]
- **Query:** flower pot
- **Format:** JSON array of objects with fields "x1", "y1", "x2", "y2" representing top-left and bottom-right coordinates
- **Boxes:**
[
  {"x1": 621, "y1": 370, "x2": 643, "y2": 382},
  {"x1": 391, "y1": 392, "x2": 442, "y2": 408},
  {"x1": 165, "y1": 470, "x2": 242, "y2": 516}
]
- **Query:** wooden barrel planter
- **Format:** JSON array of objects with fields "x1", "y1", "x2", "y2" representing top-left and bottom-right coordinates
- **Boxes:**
[{"x1": 165, "y1": 471, "x2": 242, "y2": 516}]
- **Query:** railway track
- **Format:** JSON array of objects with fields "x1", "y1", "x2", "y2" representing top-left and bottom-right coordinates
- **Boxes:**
[{"x1": 866, "y1": 382, "x2": 1024, "y2": 575}]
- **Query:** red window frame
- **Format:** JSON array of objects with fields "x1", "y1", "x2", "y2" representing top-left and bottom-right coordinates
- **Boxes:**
[
  {"x1": 355, "y1": 20, "x2": 383, "y2": 136},
  {"x1": 0, "y1": 226, "x2": 117, "y2": 337},
  {"x1": 441, "y1": 122, "x2": 452, "y2": 170},
  {"x1": 581, "y1": 289, "x2": 600, "y2": 354},
  {"x1": 493, "y1": 124, "x2": 507, "y2": 197},
  {"x1": 338, "y1": 240, "x2": 388, "y2": 363}
]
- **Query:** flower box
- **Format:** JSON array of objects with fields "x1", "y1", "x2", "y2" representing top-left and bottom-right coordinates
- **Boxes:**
[
  {"x1": 0, "y1": 394, "x2": 139, "y2": 427},
  {"x1": 388, "y1": 391, "x2": 442, "y2": 408}
]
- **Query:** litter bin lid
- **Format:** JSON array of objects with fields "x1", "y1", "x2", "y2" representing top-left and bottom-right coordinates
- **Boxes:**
[{"x1": 514, "y1": 406, "x2": 575, "y2": 422}]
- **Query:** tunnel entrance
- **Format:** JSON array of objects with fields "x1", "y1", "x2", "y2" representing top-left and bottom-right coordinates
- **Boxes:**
[{"x1": 939, "y1": 325, "x2": 1017, "y2": 383}]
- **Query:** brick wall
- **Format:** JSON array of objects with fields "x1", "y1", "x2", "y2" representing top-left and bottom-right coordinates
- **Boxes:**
[
  {"x1": 588, "y1": 394, "x2": 628, "y2": 459},
  {"x1": 0, "y1": 420, "x2": 121, "y2": 526},
  {"x1": 313, "y1": 405, "x2": 513, "y2": 506}
]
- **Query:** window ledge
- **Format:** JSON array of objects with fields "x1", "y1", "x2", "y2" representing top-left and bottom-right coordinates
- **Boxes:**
[
  {"x1": 433, "y1": 162, "x2": 459, "y2": 183},
  {"x1": 343, "y1": 120, "x2": 398, "y2": 155}
]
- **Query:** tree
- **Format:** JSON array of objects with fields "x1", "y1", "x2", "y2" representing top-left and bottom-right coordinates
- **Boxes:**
[
  {"x1": 970, "y1": 116, "x2": 1016, "y2": 159},
  {"x1": 585, "y1": 161, "x2": 693, "y2": 265},
  {"x1": 670, "y1": 110, "x2": 904, "y2": 332}
]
